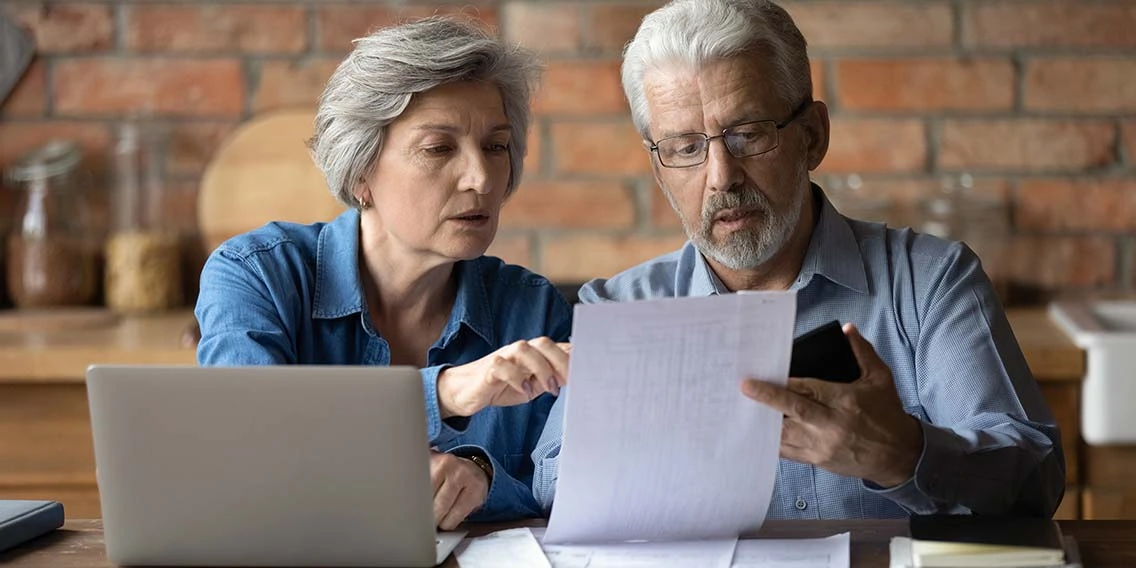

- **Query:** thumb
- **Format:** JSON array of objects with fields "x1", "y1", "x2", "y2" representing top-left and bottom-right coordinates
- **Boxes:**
[{"x1": 843, "y1": 323, "x2": 886, "y2": 380}]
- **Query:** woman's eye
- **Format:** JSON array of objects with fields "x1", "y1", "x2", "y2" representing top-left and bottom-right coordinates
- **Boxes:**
[
  {"x1": 486, "y1": 143, "x2": 510, "y2": 153},
  {"x1": 424, "y1": 145, "x2": 453, "y2": 155}
]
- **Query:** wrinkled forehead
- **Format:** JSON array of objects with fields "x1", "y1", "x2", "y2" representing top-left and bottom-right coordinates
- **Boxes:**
[{"x1": 641, "y1": 55, "x2": 788, "y2": 140}]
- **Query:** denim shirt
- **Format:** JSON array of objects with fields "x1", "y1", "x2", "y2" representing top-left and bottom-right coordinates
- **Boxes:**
[
  {"x1": 196, "y1": 209, "x2": 572, "y2": 521},
  {"x1": 532, "y1": 187, "x2": 1064, "y2": 519}
]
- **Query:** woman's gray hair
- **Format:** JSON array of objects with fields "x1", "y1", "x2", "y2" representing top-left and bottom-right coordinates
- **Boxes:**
[
  {"x1": 309, "y1": 16, "x2": 542, "y2": 208},
  {"x1": 621, "y1": 0, "x2": 812, "y2": 140}
]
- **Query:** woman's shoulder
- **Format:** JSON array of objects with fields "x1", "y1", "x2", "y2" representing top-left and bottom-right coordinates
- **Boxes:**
[
  {"x1": 471, "y1": 255, "x2": 560, "y2": 292},
  {"x1": 212, "y1": 220, "x2": 324, "y2": 260}
]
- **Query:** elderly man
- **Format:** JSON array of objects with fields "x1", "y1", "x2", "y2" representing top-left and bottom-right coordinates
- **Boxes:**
[{"x1": 532, "y1": 0, "x2": 1063, "y2": 519}]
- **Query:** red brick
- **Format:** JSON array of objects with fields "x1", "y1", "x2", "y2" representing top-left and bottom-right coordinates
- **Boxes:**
[
  {"x1": 1007, "y1": 236, "x2": 1115, "y2": 289},
  {"x1": 965, "y1": 2, "x2": 1136, "y2": 48},
  {"x1": 1025, "y1": 58, "x2": 1136, "y2": 113},
  {"x1": 650, "y1": 189, "x2": 682, "y2": 229},
  {"x1": 810, "y1": 59, "x2": 825, "y2": 102},
  {"x1": 819, "y1": 119, "x2": 926, "y2": 174},
  {"x1": 837, "y1": 58, "x2": 1014, "y2": 111},
  {"x1": 5, "y1": 3, "x2": 113, "y2": 53},
  {"x1": 939, "y1": 120, "x2": 1115, "y2": 172},
  {"x1": 486, "y1": 233, "x2": 532, "y2": 267},
  {"x1": 1125, "y1": 122, "x2": 1136, "y2": 165},
  {"x1": 317, "y1": 4, "x2": 498, "y2": 52},
  {"x1": 541, "y1": 233, "x2": 688, "y2": 282},
  {"x1": 166, "y1": 122, "x2": 239, "y2": 178},
  {"x1": 523, "y1": 120, "x2": 544, "y2": 178},
  {"x1": 127, "y1": 5, "x2": 306, "y2": 54},
  {"x1": 252, "y1": 59, "x2": 340, "y2": 113},
  {"x1": 550, "y1": 120, "x2": 651, "y2": 176},
  {"x1": 54, "y1": 58, "x2": 244, "y2": 117},
  {"x1": 501, "y1": 181, "x2": 636, "y2": 230},
  {"x1": 0, "y1": 121, "x2": 111, "y2": 174},
  {"x1": 818, "y1": 175, "x2": 1012, "y2": 228},
  {"x1": 0, "y1": 59, "x2": 47, "y2": 117},
  {"x1": 784, "y1": 1, "x2": 953, "y2": 49},
  {"x1": 585, "y1": 4, "x2": 656, "y2": 53},
  {"x1": 533, "y1": 59, "x2": 627, "y2": 116},
  {"x1": 502, "y1": 3, "x2": 582, "y2": 53},
  {"x1": 1016, "y1": 179, "x2": 1136, "y2": 232}
]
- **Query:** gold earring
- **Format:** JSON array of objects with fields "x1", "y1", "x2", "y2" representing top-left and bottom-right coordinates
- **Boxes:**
[{"x1": 359, "y1": 197, "x2": 370, "y2": 209}]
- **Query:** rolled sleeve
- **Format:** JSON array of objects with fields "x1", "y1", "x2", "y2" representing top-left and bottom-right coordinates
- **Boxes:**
[
  {"x1": 420, "y1": 365, "x2": 469, "y2": 446},
  {"x1": 531, "y1": 389, "x2": 567, "y2": 514}
]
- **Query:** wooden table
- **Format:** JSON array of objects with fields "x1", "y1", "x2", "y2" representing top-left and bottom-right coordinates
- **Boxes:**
[{"x1": 2, "y1": 519, "x2": 1135, "y2": 567}]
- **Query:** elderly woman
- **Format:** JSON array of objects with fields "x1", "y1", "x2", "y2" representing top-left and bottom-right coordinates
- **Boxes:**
[{"x1": 194, "y1": 17, "x2": 571, "y2": 529}]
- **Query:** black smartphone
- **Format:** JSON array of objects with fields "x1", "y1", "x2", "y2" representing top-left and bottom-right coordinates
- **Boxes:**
[{"x1": 789, "y1": 320, "x2": 861, "y2": 383}]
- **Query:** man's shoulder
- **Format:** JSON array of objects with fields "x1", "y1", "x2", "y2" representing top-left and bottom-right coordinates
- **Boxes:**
[{"x1": 578, "y1": 245, "x2": 694, "y2": 303}]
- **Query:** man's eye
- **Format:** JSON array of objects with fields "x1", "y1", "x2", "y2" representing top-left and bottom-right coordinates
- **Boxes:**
[{"x1": 674, "y1": 141, "x2": 702, "y2": 156}]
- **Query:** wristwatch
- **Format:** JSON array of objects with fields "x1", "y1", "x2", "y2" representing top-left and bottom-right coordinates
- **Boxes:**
[{"x1": 462, "y1": 452, "x2": 494, "y2": 483}]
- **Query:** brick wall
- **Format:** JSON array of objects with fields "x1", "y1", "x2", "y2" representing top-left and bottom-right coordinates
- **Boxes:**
[{"x1": 1, "y1": 0, "x2": 1134, "y2": 302}]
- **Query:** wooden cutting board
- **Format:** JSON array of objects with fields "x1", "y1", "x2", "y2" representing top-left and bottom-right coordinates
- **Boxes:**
[{"x1": 198, "y1": 109, "x2": 345, "y2": 252}]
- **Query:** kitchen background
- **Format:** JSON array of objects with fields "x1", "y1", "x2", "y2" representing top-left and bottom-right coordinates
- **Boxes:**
[{"x1": 1, "y1": 0, "x2": 1134, "y2": 307}]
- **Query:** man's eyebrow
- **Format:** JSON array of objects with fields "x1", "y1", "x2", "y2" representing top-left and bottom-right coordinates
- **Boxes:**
[{"x1": 412, "y1": 123, "x2": 513, "y2": 134}]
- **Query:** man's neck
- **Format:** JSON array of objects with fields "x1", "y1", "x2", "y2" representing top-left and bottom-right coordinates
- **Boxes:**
[{"x1": 706, "y1": 194, "x2": 819, "y2": 293}]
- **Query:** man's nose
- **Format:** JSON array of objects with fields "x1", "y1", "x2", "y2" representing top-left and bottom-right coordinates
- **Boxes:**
[{"x1": 705, "y1": 137, "x2": 744, "y2": 193}]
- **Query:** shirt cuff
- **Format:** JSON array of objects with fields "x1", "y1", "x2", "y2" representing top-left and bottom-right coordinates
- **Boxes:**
[
  {"x1": 864, "y1": 421, "x2": 964, "y2": 514},
  {"x1": 421, "y1": 366, "x2": 470, "y2": 446}
]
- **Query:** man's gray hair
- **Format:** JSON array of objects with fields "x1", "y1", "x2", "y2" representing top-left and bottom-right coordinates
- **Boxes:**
[
  {"x1": 621, "y1": 0, "x2": 811, "y2": 140},
  {"x1": 309, "y1": 16, "x2": 541, "y2": 208}
]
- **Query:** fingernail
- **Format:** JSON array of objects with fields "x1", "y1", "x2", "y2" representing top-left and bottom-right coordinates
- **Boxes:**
[
  {"x1": 741, "y1": 379, "x2": 760, "y2": 398},
  {"x1": 523, "y1": 381, "x2": 534, "y2": 399},
  {"x1": 550, "y1": 379, "x2": 560, "y2": 396}
]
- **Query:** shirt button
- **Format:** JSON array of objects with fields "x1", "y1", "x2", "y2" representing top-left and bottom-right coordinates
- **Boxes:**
[{"x1": 795, "y1": 498, "x2": 808, "y2": 510}]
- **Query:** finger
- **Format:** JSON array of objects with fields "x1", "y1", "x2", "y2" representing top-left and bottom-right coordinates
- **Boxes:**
[
  {"x1": 528, "y1": 338, "x2": 571, "y2": 391},
  {"x1": 440, "y1": 481, "x2": 485, "y2": 531},
  {"x1": 512, "y1": 340, "x2": 559, "y2": 395},
  {"x1": 487, "y1": 356, "x2": 536, "y2": 400},
  {"x1": 844, "y1": 323, "x2": 886, "y2": 380},
  {"x1": 741, "y1": 378, "x2": 827, "y2": 422},
  {"x1": 785, "y1": 377, "x2": 839, "y2": 405},
  {"x1": 438, "y1": 484, "x2": 468, "y2": 531},
  {"x1": 433, "y1": 475, "x2": 461, "y2": 527},
  {"x1": 428, "y1": 452, "x2": 446, "y2": 492}
]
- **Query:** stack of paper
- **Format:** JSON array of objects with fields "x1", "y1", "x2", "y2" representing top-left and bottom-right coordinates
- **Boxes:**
[{"x1": 892, "y1": 515, "x2": 1068, "y2": 568}]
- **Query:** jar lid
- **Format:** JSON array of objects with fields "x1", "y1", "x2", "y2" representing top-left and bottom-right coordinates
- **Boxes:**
[{"x1": 6, "y1": 140, "x2": 83, "y2": 183}]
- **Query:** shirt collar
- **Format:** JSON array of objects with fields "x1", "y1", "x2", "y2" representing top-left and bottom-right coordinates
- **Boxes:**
[
  {"x1": 687, "y1": 184, "x2": 869, "y2": 295},
  {"x1": 313, "y1": 209, "x2": 497, "y2": 346},
  {"x1": 797, "y1": 184, "x2": 869, "y2": 294}
]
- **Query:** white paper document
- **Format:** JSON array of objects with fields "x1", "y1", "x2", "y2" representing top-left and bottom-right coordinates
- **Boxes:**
[
  {"x1": 532, "y1": 527, "x2": 738, "y2": 568},
  {"x1": 454, "y1": 527, "x2": 551, "y2": 568},
  {"x1": 731, "y1": 533, "x2": 851, "y2": 568},
  {"x1": 544, "y1": 292, "x2": 797, "y2": 545}
]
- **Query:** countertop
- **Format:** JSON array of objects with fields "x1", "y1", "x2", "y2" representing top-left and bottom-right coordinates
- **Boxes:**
[{"x1": 0, "y1": 308, "x2": 1085, "y2": 383}]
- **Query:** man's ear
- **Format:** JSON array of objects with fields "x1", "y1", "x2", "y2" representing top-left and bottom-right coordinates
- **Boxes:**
[{"x1": 801, "y1": 100, "x2": 830, "y2": 172}]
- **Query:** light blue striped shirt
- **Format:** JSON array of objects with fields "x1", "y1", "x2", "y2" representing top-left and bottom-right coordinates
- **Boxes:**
[{"x1": 532, "y1": 188, "x2": 1064, "y2": 519}]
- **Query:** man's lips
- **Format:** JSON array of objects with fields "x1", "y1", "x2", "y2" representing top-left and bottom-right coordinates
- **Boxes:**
[{"x1": 713, "y1": 206, "x2": 760, "y2": 223}]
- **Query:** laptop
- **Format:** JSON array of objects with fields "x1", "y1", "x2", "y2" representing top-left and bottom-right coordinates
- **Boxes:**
[{"x1": 86, "y1": 365, "x2": 466, "y2": 567}]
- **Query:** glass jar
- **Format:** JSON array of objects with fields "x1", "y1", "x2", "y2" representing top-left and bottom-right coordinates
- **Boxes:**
[
  {"x1": 4, "y1": 140, "x2": 99, "y2": 308},
  {"x1": 104, "y1": 122, "x2": 183, "y2": 314}
]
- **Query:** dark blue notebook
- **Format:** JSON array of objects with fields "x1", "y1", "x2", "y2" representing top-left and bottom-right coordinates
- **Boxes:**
[{"x1": 0, "y1": 500, "x2": 65, "y2": 553}]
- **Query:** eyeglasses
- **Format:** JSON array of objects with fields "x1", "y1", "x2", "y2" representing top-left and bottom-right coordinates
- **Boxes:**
[{"x1": 649, "y1": 100, "x2": 813, "y2": 169}]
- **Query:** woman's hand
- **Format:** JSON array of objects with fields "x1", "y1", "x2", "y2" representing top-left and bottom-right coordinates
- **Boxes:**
[
  {"x1": 430, "y1": 451, "x2": 489, "y2": 530},
  {"x1": 437, "y1": 338, "x2": 571, "y2": 418}
]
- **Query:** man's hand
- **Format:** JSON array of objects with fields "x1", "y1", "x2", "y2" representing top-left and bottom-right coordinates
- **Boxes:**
[
  {"x1": 430, "y1": 451, "x2": 490, "y2": 530},
  {"x1": 437, "y1": 338, "x2": 571, "y2": 418},
  {"x1": 741, "y1": 323, "x2": 923, "y2": 487}
]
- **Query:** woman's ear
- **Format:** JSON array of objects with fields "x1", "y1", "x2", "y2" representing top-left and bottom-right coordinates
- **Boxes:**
[{"x1": 801, "y1": 101, "x2": 830, "y2": 172}]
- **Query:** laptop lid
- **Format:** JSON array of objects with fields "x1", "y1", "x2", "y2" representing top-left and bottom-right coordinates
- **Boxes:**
[{"x1": 86, "y1": 365, "x2": 449, "y2": 567}]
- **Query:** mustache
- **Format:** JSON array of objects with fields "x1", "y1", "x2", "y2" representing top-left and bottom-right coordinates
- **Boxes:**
[{"x1": 701, "y1": 186, "x2": 768, "y2": 225}]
